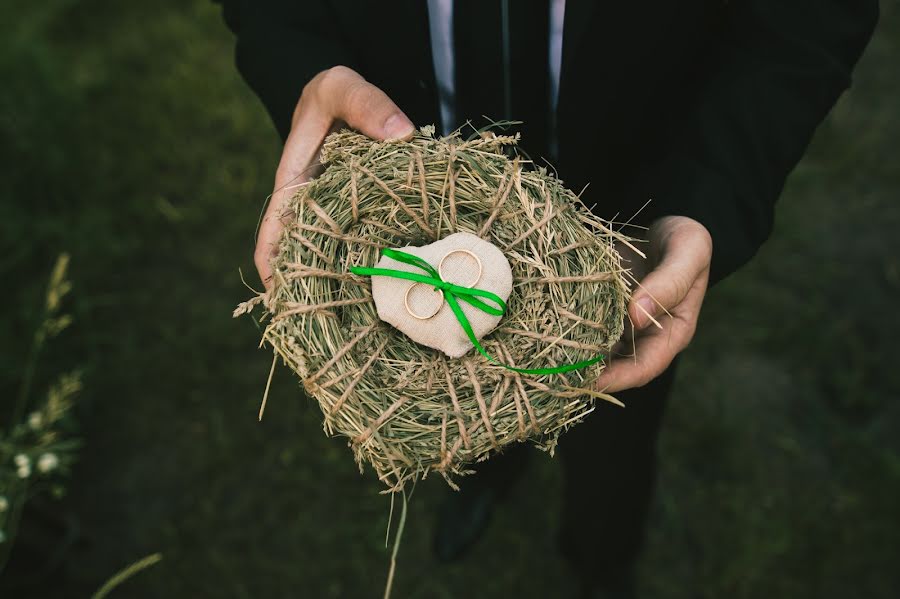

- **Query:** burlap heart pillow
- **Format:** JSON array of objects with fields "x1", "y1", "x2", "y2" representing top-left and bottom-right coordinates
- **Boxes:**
[{"x1": 369, "y1": 232, "x2": 513, "y2": 358}]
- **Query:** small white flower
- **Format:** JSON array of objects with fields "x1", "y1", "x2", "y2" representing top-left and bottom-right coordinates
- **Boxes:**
[
  {"x1": 28, "y1": 411, "x2": 43, "y2": 430},
  {"x1": 0, "y1": 496, "x2": 8, "y2": 512},
  {"x1": 13, "y1": 453, "x2": 29, "y2": 468},
  {"x1": 37, "y1": 453, "x2": 59, "y2": 473},
  {"x1": 17, "y1": 464, "x2": 31, "y2": 479}
]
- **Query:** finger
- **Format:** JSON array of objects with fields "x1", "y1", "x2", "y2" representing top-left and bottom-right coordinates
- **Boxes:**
[
  {"x1": 256, "y1": 69, "x2": 413, "y2": 287},
  {"x1": 595, "y1": 323, "x2": 690, "y2": 393},
  {"x1": 254, "y1": 194, "x2": 291, "y2": 289},
  {"x1": 630, "y1": 226, "x2": 710, "y2": 330},
  {"x1": 319, "y1": 66, "x2": 415, "y2": 141},
  {"x1": 255, "y1": 109, "x2": 333, "y2": 288}
]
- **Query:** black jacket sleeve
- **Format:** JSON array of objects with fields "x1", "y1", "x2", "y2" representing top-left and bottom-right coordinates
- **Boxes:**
[
  {"x1": 642, "y1": 0, "x2": 878, "y2": 285},
  {"x1": 216, "y1": 0, "x2": 358, "y2": 141}
]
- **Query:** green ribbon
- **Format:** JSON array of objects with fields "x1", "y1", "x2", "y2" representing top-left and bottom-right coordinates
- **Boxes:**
[{"x1": 350, "y1": 248, "x2": 605, "y2": 375}]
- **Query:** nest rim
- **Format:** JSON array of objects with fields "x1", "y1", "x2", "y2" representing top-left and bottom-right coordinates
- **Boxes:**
[{"x1": 247, "y1": 126, "x2": 634, "y2": 492}]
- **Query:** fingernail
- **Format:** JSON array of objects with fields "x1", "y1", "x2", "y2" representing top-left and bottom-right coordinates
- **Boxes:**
[
  {"x1": 636, "y1": 296, "x2": 656, "y2": 327},
  {"x1": 383, "y1": 114, "x2": 415, "y2": 140}
]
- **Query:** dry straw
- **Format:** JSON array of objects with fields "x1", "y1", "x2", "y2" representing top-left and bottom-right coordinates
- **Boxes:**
[{"x1": 236, "y1": 126, "x2": 635, "y2": 492}]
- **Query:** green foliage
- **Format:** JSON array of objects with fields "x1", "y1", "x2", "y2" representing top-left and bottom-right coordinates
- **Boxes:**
[{"x1": 1, "y1": 254, "x2": 82, "y2": 573}]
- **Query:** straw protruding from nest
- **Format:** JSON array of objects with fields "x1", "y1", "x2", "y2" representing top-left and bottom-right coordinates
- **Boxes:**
[{"x1": 239, "y1": 126, "x2": 634, "y2": 492}]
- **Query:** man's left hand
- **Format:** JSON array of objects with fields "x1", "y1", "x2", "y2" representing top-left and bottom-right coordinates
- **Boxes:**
[{"x1": 595, "y1": 215, "x2": 713, "y2": 393}]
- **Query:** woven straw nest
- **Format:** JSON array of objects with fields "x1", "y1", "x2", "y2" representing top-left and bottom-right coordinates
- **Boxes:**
[{"x1": 237, "y1": 126, "x2": 634, "y2": 492}]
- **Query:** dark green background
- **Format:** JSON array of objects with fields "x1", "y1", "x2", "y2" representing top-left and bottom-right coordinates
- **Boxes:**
[{"x1": 2, "y1": 1, "x2": 898, "y2": 597}]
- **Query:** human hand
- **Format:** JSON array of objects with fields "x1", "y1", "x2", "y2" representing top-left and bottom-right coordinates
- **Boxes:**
[
  {"x1": 255, "y1": 66, "x2": 415, "y2": 288},
  {"x1": 595, "y1": 216, "x2": 713, "y2": 393}
]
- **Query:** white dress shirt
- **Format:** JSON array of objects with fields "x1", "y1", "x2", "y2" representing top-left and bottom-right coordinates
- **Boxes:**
[{"x1": 426, "y1": 0, "x2": 566, "y2": 137}]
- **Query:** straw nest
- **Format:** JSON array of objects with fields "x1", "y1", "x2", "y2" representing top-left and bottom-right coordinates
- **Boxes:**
[{"x1": 237, "y1": 126, "x2": 633, "y2": 492}]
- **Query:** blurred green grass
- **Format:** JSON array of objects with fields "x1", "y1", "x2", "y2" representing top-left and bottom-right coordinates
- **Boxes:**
[{"x1": 1, "y1": 0, "x2": 898, "y2": 597}]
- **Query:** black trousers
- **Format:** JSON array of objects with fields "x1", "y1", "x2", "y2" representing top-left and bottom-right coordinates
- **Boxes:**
[{"x1": 466, "y1": 360, "x2": 678, "y2": 583}]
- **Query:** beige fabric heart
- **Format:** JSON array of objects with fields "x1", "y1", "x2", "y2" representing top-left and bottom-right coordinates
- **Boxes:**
[{"x1": 370, "y1": 232, "x2": 513, "y2": 358}]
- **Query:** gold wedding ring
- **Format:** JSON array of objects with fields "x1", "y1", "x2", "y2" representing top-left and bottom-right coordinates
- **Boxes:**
[
  {"x1": 437, "y1": 249, "x2": 483, "y2": 288},
  {"x1": 404, "y1": 282, "x2": 443, "y2": 320}
]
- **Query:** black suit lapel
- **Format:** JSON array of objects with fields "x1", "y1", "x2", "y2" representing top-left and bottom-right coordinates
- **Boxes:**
[{"x1": 561, "y1": 0, "x2": 596, "y2": 82}]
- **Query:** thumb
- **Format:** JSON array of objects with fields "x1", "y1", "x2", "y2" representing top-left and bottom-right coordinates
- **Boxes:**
[
  {"x1": 629, "y1": 226, "x2": 710, "y2": 329},
  {"x1": 320, "y1": 66, "x2": 415, "y2": 141},
  {"x1": 630, "y1": 264, "x2": 691, "y2": 330}
]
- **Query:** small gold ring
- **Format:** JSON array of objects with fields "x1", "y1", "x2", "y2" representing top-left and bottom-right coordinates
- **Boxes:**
[
  {"x1": 438, "y1": 249, "x2": 483, "y2": 288},
  {"x1": 404, "y1": 282, "x2": 443, "y2": 320}
]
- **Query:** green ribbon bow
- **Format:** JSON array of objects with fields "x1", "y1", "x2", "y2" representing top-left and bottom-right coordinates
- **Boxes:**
[{"x1": 350, "y1": 248, "x2": 605, "y2": 375}]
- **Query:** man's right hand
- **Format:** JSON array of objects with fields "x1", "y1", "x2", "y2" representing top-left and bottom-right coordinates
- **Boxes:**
[{"x1": 255, "y1": 66, "x2": 415, "y2": 288}]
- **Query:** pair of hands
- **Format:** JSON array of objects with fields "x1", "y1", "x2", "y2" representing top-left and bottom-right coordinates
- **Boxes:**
[{"x1": 255, "y1": 66, "x2": 712, "y2": 394}]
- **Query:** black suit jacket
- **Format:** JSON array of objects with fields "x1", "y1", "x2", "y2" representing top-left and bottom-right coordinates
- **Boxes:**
[{"x1": 217, "y1": 0, "x2": 877, "y2": 285}]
